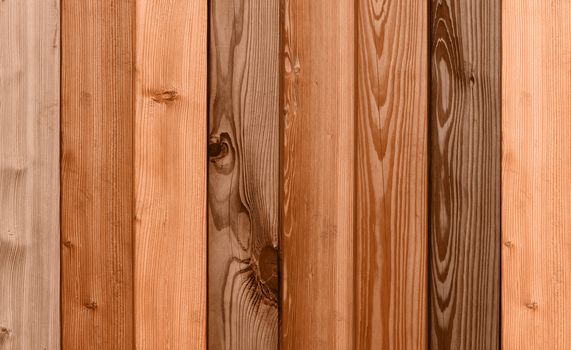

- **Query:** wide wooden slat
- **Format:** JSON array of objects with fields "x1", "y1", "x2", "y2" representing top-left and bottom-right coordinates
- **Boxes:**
[
  {"x1": 353, "y1": 0, "x2": 428, "y2": 349},
  {"x1": 208, "y1": 0, "x2": 279, "y2": 348},
  {"x1": 134, "y1": 0, "x2": 207, "y2": 348},
  {"x1": 281, "y1": 0, "x2": 355, "y2": 348},
  {"x1": 0, "y1": 0, "x2": 60, "y2": 348},
  {"x1": 429, "y1": 1, "x2": 501, "y2": 349},
  {"x1": 61, "y1": 0, "x2": 135, "y2": 348},
  {"x1": 502, "y1": 1, "x2": 571, "y2": 349}
]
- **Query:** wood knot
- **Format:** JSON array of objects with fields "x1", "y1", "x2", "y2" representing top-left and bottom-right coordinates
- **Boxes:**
[
  {"x1": 525, "y1": 301, "x2": 538, "y2": 310},
  {"x1": 208, "y1": 134, "x2": 230, "y2": 160},
  {"x1": 63, "y1": 240, "x2": 73, "y2": 248},
  {"x1": 504, "y1": 240, "x2": 513, "y2": 248},
  {"x1": 151, "y1": 90, "x2": 178, "y2": 103},
  {"x1": 0, "y1": 326, "x2": 10, "y2": 343},
  {"x1": 84, "y1": 301, "x2": 98, "y2": 310},
  {"x1": 259, "y1": 245, "x2": 278, "y2": 295}
]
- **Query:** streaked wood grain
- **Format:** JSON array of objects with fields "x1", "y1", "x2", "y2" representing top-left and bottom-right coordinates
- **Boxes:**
[
  {"x1": 134, "y1": 0, "x2": 207, "y2": 348},
  {"x1": 281, "y1": 0, "x2": 355, "y2": 348},
  {"x1": 208, "y1": 0, "x2": 279, "y2": 348},
  {"x1": 354, "y1": 0, "x2": 428, "y2": 349},
  {"x1": 61, "y1": 0, "x2": 134, "y2": 348},
  {"x1": 0, "y1": 0, "x2": 60, "y2": 348},
  {"x1": 502, "y1": 0, "x2": 571, "y2": 349},
  {"x1": 429, "y1": 0, "x2": 501, "y2": 349}
]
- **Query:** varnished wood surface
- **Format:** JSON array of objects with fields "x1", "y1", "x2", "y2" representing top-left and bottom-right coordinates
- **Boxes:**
[
  {"x1": 429, "y1": 1, "x2": 501, "y2": 349},
  {"x1": 354, "y1": 0, "x2": 428, "y2": 349},
  {"x1": 134, "y1": 0, "x2": 207, "y2": 348},
  {"x1": 61, "y1": 0, "x2": 135, "y2": 348},
  {"x1": 281, "y1": 0, "x2": 355, "y2": 348},
  {"x1": 0, "y1": 0, "x2": 60, "y2": 348},
  {"x1": 208, "y1": 0, "x2": 279, "y2": 348},
  {"x1": 502, "y1": 1, "x2": 571, "y2": 349}
]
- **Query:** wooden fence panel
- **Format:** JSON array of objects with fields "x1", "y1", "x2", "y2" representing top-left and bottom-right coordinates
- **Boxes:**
[
  {"x1": 208, "y1": 0, "x2": 280, "y2": 348},
  {"x1": 281, "y1": 0, "x2": 355, "y2": 348},
  {"x1": 134, "y1": 0, "x2": 207, "y2": 348},
  {"x1": 61, "y1": 1, "x2": 135, "y2": 348},
  {"x1": 0, "y1": 0, "x2": 60, "y2": 348},
  {"x1": 354, "y1": 1, "x2": 428, "y2": 349},
  {"x1": 502, "y1": 1, "x2": 571, "y2": 349},
  {"x1": 429, "y1": 1, "x2": 501, "y2": 349}
]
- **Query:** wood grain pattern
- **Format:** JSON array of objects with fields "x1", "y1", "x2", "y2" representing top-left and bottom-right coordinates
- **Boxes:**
[
  {"x1": 502, "y1": 1, "x2": 571, "y2": 349},
  {"x1": 208, "y1": 0, "x2": 279, "y2": 348},
  {"x1": 61, "y1": 0, "x2": 134, "y2": 348},
  {"x1": 354, "y1": 0, "x2": 428, "y2": 349},
  {"x1": 281, "y1": 0, "x2": 355, "y2": 348},
  {"x1": 0, "y1": 0, "x2": 60, "y2": 348},
  {"x1": 134, "y1": 0, "x2": 207, "y2": 348},
  {"x1": 429, "y1": 1, "x2": 501, "y2": 349}
]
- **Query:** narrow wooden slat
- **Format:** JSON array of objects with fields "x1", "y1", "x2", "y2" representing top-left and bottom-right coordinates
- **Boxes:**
[
  {"x1": 0, "y1": 0, "x2": 60, "y2": 348},
  {"x1": 353, "y1": 0, "x2": 428, "y2": 349},
  {"x1": 502, "y1": 1, "x2": 571, "y2": 349},
  {"x1": 208, "y1": 0, "x2": 279, "y2": 348},
  {"x1": 429, "y1": 1, "x2": 501, "y2": 349},
  {"x1": 61, "y1": 0, "x2": 134, "y2": 348},
  {"x1": 281, "y1": 0, "x2": 355, "y2": 348},
  {"x1": 134, "y1": 0, "x2": 207, "y2": 348}
]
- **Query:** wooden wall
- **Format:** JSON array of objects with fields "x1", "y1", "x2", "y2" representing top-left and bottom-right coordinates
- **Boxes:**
[
  {"x1": 0, "y1": 0, "x2": 60, "y2": 348},
  {"x1": 502, "y1": 0, "x2": 571, "y2": 349}
]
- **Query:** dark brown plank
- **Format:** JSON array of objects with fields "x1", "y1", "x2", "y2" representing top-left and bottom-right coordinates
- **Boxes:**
[
  {"x1": 429, "y1": 0, "x2": 501, "y2": 349},
  {"x1": 281, "y1": 0, "x2": 355, "y2": 348},
  {"x1": 208, "y1": 0, "x2": 279, "y2": 348},
  {"x1": 61, "y1": 0, "x2": 134, "y2": 348},
  {"x1": 353, "y1": 1, "x2": 429, "y2": 349}
]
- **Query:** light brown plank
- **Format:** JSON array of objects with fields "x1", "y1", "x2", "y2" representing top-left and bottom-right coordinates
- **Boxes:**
[
  {"x1": 134, "y1": 0, "x2": 207, "y2": 348},
  {"x1": 354, "y1": 0, "x2": 428, "y2": 349},
  {"x1": 502, "y1": 1, "x2": 571, "y2": 349},
  {"x1": 429, "y1": 0, "x2": 501, "y2": 348},
  {"x1": 281, "y1": 0, "x2": 355, "y2": 348},
  {"x1": 208, "y1": 0, "x2": 280, "y2": 348},
  {"x1": 61, "y1": 0, "x2": 134, "y2": 348},
  {"x1": 0, "y1": 0, "x2": 60, "y2": 348}
]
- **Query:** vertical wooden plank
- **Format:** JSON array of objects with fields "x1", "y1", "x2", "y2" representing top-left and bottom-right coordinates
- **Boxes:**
[
  {"x1": 61, "y1": 0, "x2": 134, "y2": 348},
  {"x1": 281, "y1": 0, "x2": 355, "y2": 348},
  {"x1": 354, "y1": 0, "x2": 428, "y2": 349},
  {"x1": 429, "y1": 0, "x2": 501, "y2": 349},
  {"x1": 503, "y1": 1, "x2": 571, "y2": 349},
  {"x1": 134, "y1": 0, "x2": 207, "y2": 348},
  {"x1": 0, "y1": 0, "x2": 60, "y2": 348},
  {"x1": 208, "y1": 0, "x2": 279, "y2": 348}
]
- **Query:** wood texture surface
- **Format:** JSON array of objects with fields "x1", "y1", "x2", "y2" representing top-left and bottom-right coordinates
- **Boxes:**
[
  {"x1": 354, "y1": 1, "x2": 428, "y2": 349},
  {"x1": 281, "y1": 0, "x2": 355, "y2": 348},
  {"x1": 0, "y1": 0, "x2": 60, "y2": 348},
  {"x1": 208, "y1": 0, "x2": 279, "y2": 348},
  {"x1": 61, "y1": 0, "x2": 135, "y2": 348},
  {"x1": 429, "y1": 1, "x2": 501, "y2": 349},
  {"x1": 134, "y1": 0, "x2": 207, "y2": 348},
  {"x1": 502, "y1": 1, "x2": 571, "y2": 349}
]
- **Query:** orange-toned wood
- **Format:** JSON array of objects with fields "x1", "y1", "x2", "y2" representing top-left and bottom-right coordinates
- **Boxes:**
[{"x1": 134, "y1": 0, "x2": 207, "y2": 348}]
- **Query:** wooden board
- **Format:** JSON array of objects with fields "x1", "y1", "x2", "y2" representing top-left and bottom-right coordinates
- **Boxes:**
[
  {"x1": 429, "y1": 1, "x2": 501, "y2": 349},
  {"x1": 0, "y1": 0, "x2": 60, "y2": 348},
  {"x1": 208, "y1": 0, "x2": 279, "y2": 348},
  {"x1": 353, "y1": 1, "x2": 428, "y2": 349},
  {"x1": 134, "y1": 0, "x2": 207, "y2": 348},
  {"x1": 281, "y1": 0, "x2": 355, "y2": 348},
  {"x1": 502, "y1": 0, "x2": 571, "y2": 348},
  {"x1": 61, "y1": 0, "x2": 135, "y2": 348}
]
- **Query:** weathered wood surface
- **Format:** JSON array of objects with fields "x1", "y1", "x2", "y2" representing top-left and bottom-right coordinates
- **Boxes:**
[
  {"x1": 0, "y1": 0, "x2": 60, "y2": 348},
  {"x1": 354, "y1": 0, "x2": 428, "y2": 349},
  {"x1": 502, "y1": 0, "x2": 571, "y2": 349},
  {"x1": 208, "y1": 0, "x2": 279, "y2": 348},
  {"x1": 134, "y1": 0, "x2": 207, "y2": 348},
  {"x1": 429, "y1": 0, "x2": 501, "y2": 349},
  {"x1": 281, "y1": 0, "x2": 355, "y2": 348},
  {"x1": 61, "y1": 0, "x2": 135, "y2": 348}
]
